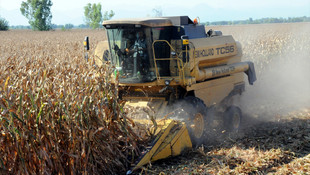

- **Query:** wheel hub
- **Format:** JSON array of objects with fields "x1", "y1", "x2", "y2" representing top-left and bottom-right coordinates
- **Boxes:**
[
  {"x1": 191, "y1": 113, "x2": 204, "y2": 139},
  {"x1": 232, "y1": 113, "x2": 240, "y2": 129}
]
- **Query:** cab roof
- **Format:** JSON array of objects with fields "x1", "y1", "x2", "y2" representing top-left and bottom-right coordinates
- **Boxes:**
[{"x1": 102, "y1": 16, "x2": 194, "y2": 28}]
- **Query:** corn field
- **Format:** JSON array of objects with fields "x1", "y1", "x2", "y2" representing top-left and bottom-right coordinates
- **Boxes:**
[
  {"x1": 1, "y1": 22, "x2": 310, "y2": 174},
  {"x1": 0, "y1": 30, "x2": 144, "y2": 174}
]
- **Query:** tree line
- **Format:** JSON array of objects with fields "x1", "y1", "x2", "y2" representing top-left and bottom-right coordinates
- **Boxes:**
[
  {"x1": 1, "y1": 0, "x2": 114, "y2": 31},
  {"x1": 8, "y1": 15, "x2": 310, "y2": 30},
  {"x1": 205, "y1": 16, "x2": 310, "y2": 26},
  {"x1": 9, "y1": 24, "x2": 101, "y2": 30},
  {"x1": 1, "y1": 0, "x2": 310, "y2": 31}
]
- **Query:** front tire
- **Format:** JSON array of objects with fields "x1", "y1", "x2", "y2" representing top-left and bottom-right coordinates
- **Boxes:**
[{"x1": 175, "y1": 96, "x2": 207, "y2": 147}]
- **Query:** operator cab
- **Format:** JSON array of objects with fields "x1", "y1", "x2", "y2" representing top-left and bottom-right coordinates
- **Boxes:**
[
  {"x1": 105, "y1": 26, "x2": 156, "y2": 83},
  {"x1": 102, "y1": 16, "x2": 207, "y2": 84}
]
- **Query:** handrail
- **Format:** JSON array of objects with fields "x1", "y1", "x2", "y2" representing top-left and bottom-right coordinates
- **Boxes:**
[{"x1": 152, "y1": 40, "x2": 186, "y2": 85}]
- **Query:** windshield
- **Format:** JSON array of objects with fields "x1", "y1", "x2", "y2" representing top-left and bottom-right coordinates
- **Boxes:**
[{"x1": 107, "y1": 27, "x2": 156, "y2": 83}]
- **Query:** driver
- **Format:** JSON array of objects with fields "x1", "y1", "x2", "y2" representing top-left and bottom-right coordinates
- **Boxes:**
[
  {"x1": 125, "y1": 33, "x2": 135, "y2": 52},
  {"x1": 125, "y1": 31, "x2": 146, "y2": 57},
  {"x1": 113, "y1": 33, "x2": 135, "y2": 56},
  {"x1": 126, "y1": 31, "x2": 148, "y2": 71}
]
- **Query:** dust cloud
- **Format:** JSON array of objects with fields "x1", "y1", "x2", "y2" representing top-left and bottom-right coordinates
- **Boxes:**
[
  {"x1": 236, "y1": 23, "x2": 310, "y2": 121},
  {"x1": 240, "y1": 54, "x2": 310, "y2": 119}
]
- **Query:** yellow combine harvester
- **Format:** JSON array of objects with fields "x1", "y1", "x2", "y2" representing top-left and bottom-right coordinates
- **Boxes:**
[{"x1": 85, "y1": 16, "x2": 256, "y2": 172}]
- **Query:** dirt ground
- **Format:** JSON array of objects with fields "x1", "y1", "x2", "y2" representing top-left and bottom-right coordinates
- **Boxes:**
[{"x1": 139, "y1": 110, "x2": 310, "y2": 174}]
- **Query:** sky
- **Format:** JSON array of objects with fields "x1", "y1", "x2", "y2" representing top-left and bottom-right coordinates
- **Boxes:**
[{"x1": 0, "y1": 0, "x2": 309, "y2": 26}]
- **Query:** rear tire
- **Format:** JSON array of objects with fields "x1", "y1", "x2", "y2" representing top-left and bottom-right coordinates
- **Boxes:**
[{"x1": 223, "y1": 106, "x2": 242, "y2": 133}]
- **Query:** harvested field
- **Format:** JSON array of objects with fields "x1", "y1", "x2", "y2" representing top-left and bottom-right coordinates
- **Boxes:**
[{"x1": 1, "y1": 23, "x2": 310, "y2": 174}]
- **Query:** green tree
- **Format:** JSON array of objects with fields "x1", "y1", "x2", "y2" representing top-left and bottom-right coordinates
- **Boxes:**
[
  {"x1": 0, "y1": 17, "x2": 9, "y2": 31},
  {"x1": 152, "y1": 7, "x2": 163, "y2": 17},
  {"x1": 248, "y1": 17, "x2": 253, "y2": 24},
  {"x1": 84, "y1": 3, "x2": 115, "y2": 29},
  {"x1": 65, "y1": 23, "x2": 74, "y2": 30},
  {"x1": 103, "y1": 10, "x2": 115, "y2": 21},
  {"x1": 84, "y1": 3, "x2": 102, "y2": 29},
  {"x1": 20, "y1": 0, "x2": 53, "y2": 31}
]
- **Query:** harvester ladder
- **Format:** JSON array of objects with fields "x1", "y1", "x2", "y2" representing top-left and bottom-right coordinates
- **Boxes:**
[{"x1": 152, "y1": 40, "x2": 186, "y2": 85}]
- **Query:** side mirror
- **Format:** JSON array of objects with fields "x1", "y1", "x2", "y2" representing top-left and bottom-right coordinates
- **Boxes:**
[
  {"x1": 84, "y1": 36, "x2": 89, "y2": 61},
  {"x1": 84, "y1": 36, "x2": 89, "y2": 51}
]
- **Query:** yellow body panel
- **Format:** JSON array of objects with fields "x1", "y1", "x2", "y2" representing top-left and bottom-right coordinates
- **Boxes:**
[
  {"x1": 187, "y1": 73, "x2": 243, "y2": 107},
  {"x1": 189, "y1": 36, "x2": 238, "y2": 71},
  {"x1": 94, "y1": 41, "x2": 110, "y2": 66}
]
